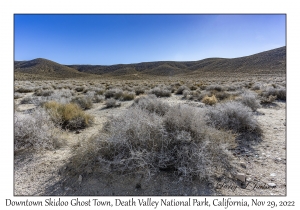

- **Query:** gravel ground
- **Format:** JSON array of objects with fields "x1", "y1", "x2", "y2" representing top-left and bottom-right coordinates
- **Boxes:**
[{"x1": 14, "y1": 94, "x2": 286, "y2": 196}]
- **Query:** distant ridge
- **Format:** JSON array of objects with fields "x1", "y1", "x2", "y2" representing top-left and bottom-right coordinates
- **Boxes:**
[
  {"x1": 15, "y1": 46, "x2": 286, "y2": 80},
  {"x1": 14, "y1": 58, "x2": 92, "y2": 79}
]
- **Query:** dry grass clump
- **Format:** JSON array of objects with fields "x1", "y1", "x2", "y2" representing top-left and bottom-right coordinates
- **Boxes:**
[
  {"x1": 148, "y1": 86, "x2": 171, "y2": 97},
  {"x1": 201, "y1": 95, "x2": 218, "y2": 105},
  {"x1": 44, "y1": 101, "x2": 93, "y2": 130},
  {"x1": 132, "y1": 94, "x2": 170, "y2": 116},
  {"x1": 14, "y1": 108, "x2": 59, "y2": 151},
  {"x1": 88, "y1": 105, "x2": 235, "y2": 180},
  {"x1": 205, "y1": 101, "x2": 262, "y2": 136},
  {"x1": 71, "y1": 96, "x2": 93, "y2": 110}
]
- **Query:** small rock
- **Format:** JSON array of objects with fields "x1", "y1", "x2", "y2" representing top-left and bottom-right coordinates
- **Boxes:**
[
  {"x1": 246, "y1": 177, "x2": 252, "y2": 181},
  {"x1": 78, "y1": 175, "x2": 82, "y2": 182},
  {"x1": 268, "y1": 183, "x2": 276, "y2": 188},
  {"x1": 86, "y1": 167, "x2": 93, "y2": 174},
  {"x1": 236, "y1": 173, "x2": 246, "y2": 182},
  {"x1": 275, "y1": 157, "x2": 282, "y2": 161},
  {"x1": 240, "y1": 162, "x2": 246, "y2": 168},
  {"x1": 270, "y1": 173, "x2": 276, "y2": 177}
]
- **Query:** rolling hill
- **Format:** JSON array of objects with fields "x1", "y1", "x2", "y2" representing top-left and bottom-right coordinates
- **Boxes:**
[{"x1": 14, "y1": 46, "x2": 286, "y2": 80}]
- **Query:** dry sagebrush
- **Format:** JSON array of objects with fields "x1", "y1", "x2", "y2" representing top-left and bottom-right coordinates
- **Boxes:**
[
  {"x1": 71, "y1": 104, "x2": 235, "y2": 181},
  {"x1": 14, "y1": 108, "x2": 59, "y2": 151}
]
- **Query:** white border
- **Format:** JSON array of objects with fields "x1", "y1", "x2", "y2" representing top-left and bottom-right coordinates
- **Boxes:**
[{"x1": 2, "y1": 0, "x2": 299, "y2": 209}]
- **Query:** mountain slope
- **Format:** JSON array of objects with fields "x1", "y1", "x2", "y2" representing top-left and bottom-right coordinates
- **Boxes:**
[
  {"x1": 14, "y1": 58, "x2": 93, "y2": 79},
  {"x1": 14, "y1": 46, "x2": 286, "y2": 79}
]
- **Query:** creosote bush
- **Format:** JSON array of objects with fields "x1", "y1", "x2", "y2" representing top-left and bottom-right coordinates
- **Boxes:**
[{"x1": 44, "y1": 101, "x2": 93, "y2": 130}]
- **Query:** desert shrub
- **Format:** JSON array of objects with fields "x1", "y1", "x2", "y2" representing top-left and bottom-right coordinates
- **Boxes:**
[
  {"x1": 201, "y1": 95, "x2": 218, "y2": 105},
  {"x1": 14, "y1": 92, "x2": 23, "y2": 99},
  {"x1": 205, "y1": 101, "x2": 262, "y2": 135},
  {"x1": 14, "y1": 108, "x2": 58, "y2": 151},
  {"x1": 148, "y1": 86, "x2": 171, "y2": 97},
  {"x1": 240, "y1": 91, "x2": 261, "y2": 111},
  {"x1": 105, "y1": 98, "x2": 120, "y2": 108},
  {"x1": 75, "y1": 86, "x2": 85, "y2": 92},
  {"x1": 214, "y1": 91, "x2": 230, "y2": 101},
  {"x1": 44, "y1": 101, "x2": 93, "y2": 130},
  {"x1": 251, "y1": 83, "x2": 262, "y2": 90},
  {"x1": 34, "y1": 89, "x2": 54, "y2": 97},
  {"x1": 91, "y1": 105, "x2": 234, "y2": 180},
  {"x1": 189, "y1": 85, "x2": 198, "y2": 91},
  {"x1": 183, "y1": 90, "x2": 191, "y2": 99},
  {"x1": 132, "y1": 94, "x2": 170, "y2": 116},
  {"x1": 45, "y1": 89, "x2": 75, "y2": 104},
  {"x1": 104, "y1": 88, "x2": 123, "y2": 99},
  {"x1": 260, "y1": 87, "x2": 286, "y2": 101},
  {"x1": 206, "y1": 84, "x2": 224, "y2": 92},
  {"x1": 134, "y1": 86, "x2": 146, "y2": 95},
  {"x1": 20, "y1": 96, "x2": 38, "y2": 104},
  {"x1": 176, "y1": 85, "x2": 190, "y2": 95},
  {"x1": 94, "y1": 95, "x2": 105, "y2": 103},
  {"x1": 260, "y1": 95, "x2": 277, "y2": 104},
  {"x1": 94, "y1": 88, "x2": 105, "y2": 95},
  {"x1": 71, "y1": 96, "x2": 93, "y2": 110},
  {"x1": 121, "y1": 91, "x2": 135, "y2": 101},
  {"x1": 16, "y1": 86, "x2": 35, "y2": 93}
]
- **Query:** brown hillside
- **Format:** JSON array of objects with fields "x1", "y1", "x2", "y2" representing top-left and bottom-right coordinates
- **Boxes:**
[
  {"x1": 14, "y1": 46, "x2": 286, "y2": 79},
  {"x1": 14, "y1": 58, "x2": 95, "y2": 80}
]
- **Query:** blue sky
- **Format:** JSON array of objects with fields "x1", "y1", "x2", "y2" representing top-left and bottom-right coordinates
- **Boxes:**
[{"x1": 14, "y1": 14, "x2": 286, "y2": 65}]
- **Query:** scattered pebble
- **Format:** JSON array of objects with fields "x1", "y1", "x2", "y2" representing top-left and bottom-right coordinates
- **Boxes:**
[
  {"x1": 236, "y1": 173, "x2": 246, "y2": 182},
  {"x1": 268, "y1": 183, "x2": 276, "y2": 188},
  {"x1": 78, "y1": 175, "x2": 82, "y2": 182},
  {"x1": 240, "y1": 162, "x2": 246, "y2": 168}
]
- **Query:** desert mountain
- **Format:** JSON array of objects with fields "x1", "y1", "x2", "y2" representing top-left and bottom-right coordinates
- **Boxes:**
[{"x1": 15, "y1": 46, "x2": 286, "y2": 79}]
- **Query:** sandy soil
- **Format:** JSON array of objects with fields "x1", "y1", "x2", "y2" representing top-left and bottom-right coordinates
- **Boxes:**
[{"x1": 14, "y1": 94, "x2": 286, "y2": 196}]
